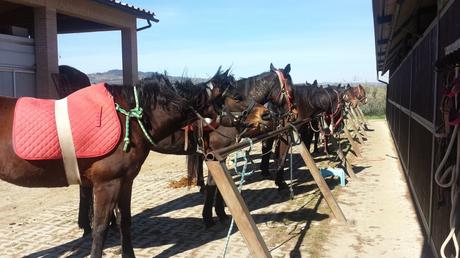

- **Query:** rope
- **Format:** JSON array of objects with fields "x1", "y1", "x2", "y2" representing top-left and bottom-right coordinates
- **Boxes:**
[
  {"x1": 115, "y1": 86, "x2": 155, "y2": 152},
  {"x1": 435, "y1": 125, "x2": 460, "y2": 258},
  {"x1": 222, "y1": 138, "x2": 254, "y2": 258}
]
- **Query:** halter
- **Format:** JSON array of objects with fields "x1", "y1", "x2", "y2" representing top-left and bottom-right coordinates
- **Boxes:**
[
  {"x1": 274, "y1": 70, "x2": 294, "y2": 111},
  {"x1": 115, "y1": 86, "x2": 155, "y2": 152}
]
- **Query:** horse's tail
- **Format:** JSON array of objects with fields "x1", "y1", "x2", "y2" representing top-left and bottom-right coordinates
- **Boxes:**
[{"x1": 187, "y1": 153, "x2": 205, "y2": 189}]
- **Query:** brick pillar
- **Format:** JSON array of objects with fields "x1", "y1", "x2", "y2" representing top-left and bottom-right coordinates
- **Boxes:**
[
  {"x1": 34, "y1": 7, "x2": 59, "y2": 98},
  {"x1": 121, "y1": 26, "x2": 138, "y2": 85}
]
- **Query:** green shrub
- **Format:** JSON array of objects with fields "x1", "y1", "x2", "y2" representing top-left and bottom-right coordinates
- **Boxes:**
[{"x1": 360, "y1": 85, "x2": 386, "y2": 116}]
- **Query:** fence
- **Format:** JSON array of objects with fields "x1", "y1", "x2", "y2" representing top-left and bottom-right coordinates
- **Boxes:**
[{"x1": 386, "y1": 1, "x2": 460, "y2": 256}]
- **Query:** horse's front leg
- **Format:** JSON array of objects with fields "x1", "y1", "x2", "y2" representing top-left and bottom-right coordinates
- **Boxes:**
[
  {"x1": 90, "y1": 179, "x2": 121, "y2": 258},
  {"x1": 118, "y1": 179, "x2": 135, "y2": 258},
  {"x1": 275, "y1": 136, "x2": 291, "y2": 190},
  {"x1": 79, "y1": 185, "x2": 93, "y2": 237},
  {"x1": 260, "y1": 138, "x2": 275, "y2": 177}
]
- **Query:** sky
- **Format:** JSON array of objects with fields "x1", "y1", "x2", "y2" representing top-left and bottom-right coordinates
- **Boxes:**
[{"x1": 57, "y1": 1, "x2": 378, "y2": 84}]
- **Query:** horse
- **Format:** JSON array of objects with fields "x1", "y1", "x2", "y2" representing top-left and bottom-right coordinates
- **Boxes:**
[
  {"x1": 343, "y1": 84, "x2": 367, "y2": 108},
  {"x1": 259, "y1": 80, "x2": 344, "y2": 186},
  {"x1": 0, "y1": 72, "x2": 267, "y2": 258},
  {"x1": 187, "y1": 63, "x2": 296, "y2": 227},
  {"x1": 69, "y1": 68, "x2": 272, "y2": 236}
]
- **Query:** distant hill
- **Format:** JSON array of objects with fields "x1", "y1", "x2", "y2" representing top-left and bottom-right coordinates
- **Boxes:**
[
  {"x1": 88, "y1": 70, "x2": 386, "y2": 88},
  {"x1": 88, "y1": 69, "x2": 206, "y2": 84},
  {"x1": 318, "y1": 82, "x2": 386, "y2": 87}
]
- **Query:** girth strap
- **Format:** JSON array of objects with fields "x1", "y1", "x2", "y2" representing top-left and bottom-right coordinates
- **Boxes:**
[{"x1": 55, "y1": 98, "x2": 81, "y2": 185}]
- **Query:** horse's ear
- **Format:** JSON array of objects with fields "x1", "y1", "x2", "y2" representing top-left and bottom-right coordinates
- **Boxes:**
[
  {"x1": 223, "y1": 68, "x2": 230, "y2": 77},
  {"x1": 337, "y1": 83, "x2": 341, "y2": 87},
  {"x1": 213, "y1": 66, "x2": 223, "y2": 78},
  {"x1": 346, "y1": 84, "x2": 351, "y2": 88},
  {"x1": 284, "y1": 64, "x2": 291, "y2": 74},
  {"x1": 270, "y1": 63, "x2": 276, "y2": 72},
  {"x1": 313, "y1": 80, "x2": 318, "y2": 87}
]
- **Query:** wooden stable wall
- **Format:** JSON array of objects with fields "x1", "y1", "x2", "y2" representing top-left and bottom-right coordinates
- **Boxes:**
[{"x1": 386, "y1": 1, "x2": 460, "y2": 256}]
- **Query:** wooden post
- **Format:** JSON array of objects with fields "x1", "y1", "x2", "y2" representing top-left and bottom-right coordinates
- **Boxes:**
[
  {"x1": 34, "y1": 6, "x2": 59, "y2": 98},
  {"x1": 205, "y1": 161, "x2": 272, "y2": 258},
  {"x1": 295, "y1": 134, "x2": 347, "y2": 223},
  {"x1": 343, "y1": 121, "x2": 363, "y2": 158},
  {"x1": 350, "y1": 107, "x2": 368, "y2": 137},
  {"x1": 348, "y1": 117, "x2": 365, "y2": 144},
  {"x1": 357, "y1": 106, "x2": 369, "y2": 125},
  {"x1": 121, "y1": 25, "x2": 139, "y2": 85},
  {"x1": 329, "y1": 136, "x2": 358, "y2": 179}
]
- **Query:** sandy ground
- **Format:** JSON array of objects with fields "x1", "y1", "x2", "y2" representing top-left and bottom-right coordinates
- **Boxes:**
[
  {"x1": 0, "y1": 119, "x2": 431, "y2": 257},
  {"x1": 322, "y1": 120, "x2": 430, "y2": 258}
]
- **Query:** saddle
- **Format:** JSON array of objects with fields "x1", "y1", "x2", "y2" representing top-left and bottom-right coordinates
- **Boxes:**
[{"x1": 13, "y1": 83, "x2": 121, "y2": 160}]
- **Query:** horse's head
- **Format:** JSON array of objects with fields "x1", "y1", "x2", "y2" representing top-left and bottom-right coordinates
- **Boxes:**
[
  {"x1": 267, "y1": 63, "x2": 295, "y2": 115},
  {"x1": 357, "y1": 84, "x2": 368, "y2": 104},
  {"x1": 342, "y1": 84, "x2": 366, "y2": 108},
  {"x1": 202, "y1": 67, "x2": 271, "y2": 129}
]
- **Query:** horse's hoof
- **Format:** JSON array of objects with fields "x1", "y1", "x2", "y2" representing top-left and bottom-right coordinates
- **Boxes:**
[
  {"x1": 276, "y1": 181, "x2": 288, "y2": 190},
  {"x1": 218, "y1": 213, "x2": 230, "y2": 222},
  {"x1": 204, "y1": 219, "x2": 216, "y2": 228},
  {"x1": 261, "y1": 171, "x2": 270, "y2": 178},
  {"x1": 122, "y1": 249, "x2": 136, "y2": 258},
  {"x1": 199, "y1": 186, "x2": 205, "y2": 194},
  {"x1": 82, "y1": 228, "x2": 92, "y2": 238}
]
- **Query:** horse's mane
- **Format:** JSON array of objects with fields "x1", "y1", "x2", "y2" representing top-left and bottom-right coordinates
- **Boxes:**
[
  {"x1": 106, "y1": 73, "x2": 186, "y2": 112},
  {"x1": 293, "y1": 84, "x2": 336, "y2": 116}
]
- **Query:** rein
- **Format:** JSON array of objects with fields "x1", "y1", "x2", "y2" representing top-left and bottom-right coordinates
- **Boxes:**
[{"x1": 115, "y1": 85, "x2": 155, "y2": 152}]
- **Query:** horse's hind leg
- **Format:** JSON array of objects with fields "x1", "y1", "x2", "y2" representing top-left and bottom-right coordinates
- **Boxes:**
[
  {"x1": 79, "y1": 186, "x2": 93, "y2": 237},
  {"x1": 90, "y1": 179, "x2": 121, "y2": 258},
  {"x1": 214, "y1": 189, "x2": 229, "y2": 222},
  {"x1": 118, "y1": 179, "x2": 135, "y2": 258},
  {"x1": 201, "y1": 175, "x2": 217, "y2": 228}
]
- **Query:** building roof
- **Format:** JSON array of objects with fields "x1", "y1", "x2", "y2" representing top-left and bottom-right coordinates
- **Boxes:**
[
  {"x1": 372, "y1": 0, "x2": 437, "y2": 74},
  {"x1": 92, "y1": 0, "x2": 159, "y2": 22}
]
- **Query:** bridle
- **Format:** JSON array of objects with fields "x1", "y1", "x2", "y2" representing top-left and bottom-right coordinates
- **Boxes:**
[{"x1": 274, "y1": 70, "x2": 294, "y2": 112}]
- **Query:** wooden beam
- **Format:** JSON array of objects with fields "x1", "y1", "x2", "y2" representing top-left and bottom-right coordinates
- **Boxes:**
[
  {"x1": 350, "y1": 107, "x2": 368, "y2": 137},
  {"x1": 205, "y1": 161, "x2": 271, "y2": 258},
  {"x1": 329, "y1": 136, "x2": 358, "y2": 180},
  {"x1": 4, "y1": 0, "x2": 135, "y2": 29},
  {"x1": 295, "y1": 137, "x2": 347, "y2": 223},
  {"x1": 34, "y1": 6, "x2": 58, "y2": 98},
  {"x1": 377, "y1": 15, "x2": 392, "y2": 24},
  {"x1": 343, "y1": 121, "x2": 363, "y2": 158},
  {"x1": 377, "y1": 38, "x2": 389, "y2": 45},
  {"x1": 122, "y1": 25, "x2": 138, "y2": 85}
]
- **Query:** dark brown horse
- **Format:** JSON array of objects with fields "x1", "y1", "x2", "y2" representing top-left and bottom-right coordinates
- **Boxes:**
[
  {"x1": 260, "y1": 81, "x2": 344, "y2": 185},
  {"x1": 188, "y1": 63, "x2": 296, "y2": 227},
  {"x1": 71, "y1": 68, "x2": 271, "y2": 236},
  {"x1": 0, "y1": 72, "x2": 266, "y2": 257}
]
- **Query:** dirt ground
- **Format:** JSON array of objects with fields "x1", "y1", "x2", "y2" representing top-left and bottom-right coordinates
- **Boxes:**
[{"x1": 0, "y1": 120, "x2": 430, "y2": 257}]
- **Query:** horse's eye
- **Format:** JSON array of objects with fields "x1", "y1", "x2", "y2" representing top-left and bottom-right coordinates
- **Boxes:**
[{"x1": 234, "y1": 95, "x2": 243, "y2": 102}]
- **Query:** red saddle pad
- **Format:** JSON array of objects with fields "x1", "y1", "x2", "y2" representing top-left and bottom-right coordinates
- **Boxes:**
[{"x1": 13, "y1": 83, "x2": 121, "y2": 160}]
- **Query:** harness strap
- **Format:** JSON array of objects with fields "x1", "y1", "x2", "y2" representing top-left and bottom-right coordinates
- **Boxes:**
[
  {"x1": 274, "y1": 70, "x2": 293, "y2": 110},
  {"x1": 115, "y1": 86, "x2": 155, "y2": 152},
  {"x1": 55, "y1": 98, "x2": 81, "y2": 185}
]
